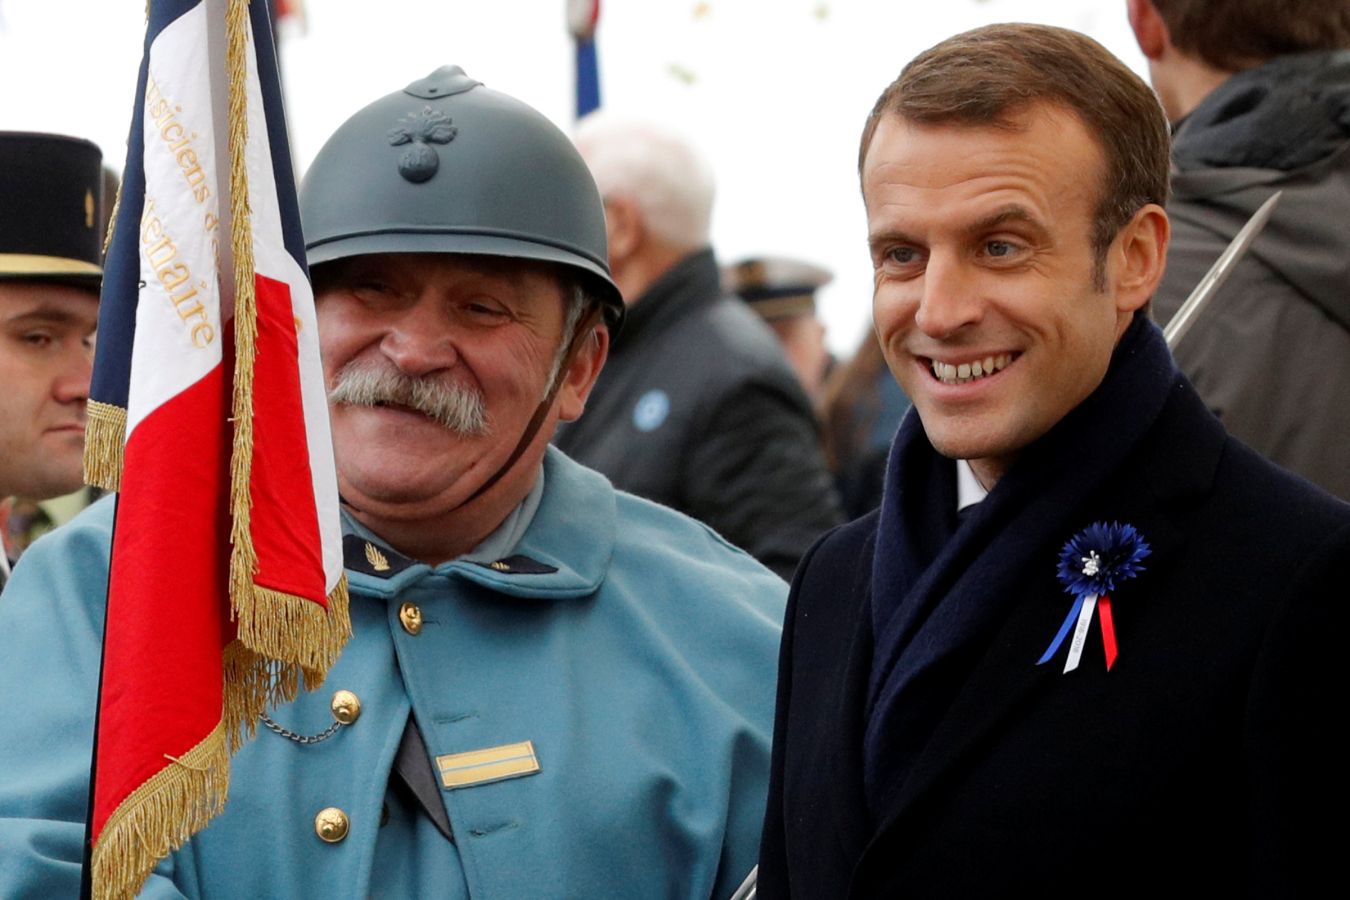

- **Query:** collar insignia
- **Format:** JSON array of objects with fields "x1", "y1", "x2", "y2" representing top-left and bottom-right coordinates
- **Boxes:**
[
  {"x1": 472, "y1": 554, "x2": 559, "y2": 576},
  {"x1": 343, "y1": 535, "x2": 416, "y2": 578},
  {"x1": 365, "y1": 543, "x2": 390, "y2": 572}
]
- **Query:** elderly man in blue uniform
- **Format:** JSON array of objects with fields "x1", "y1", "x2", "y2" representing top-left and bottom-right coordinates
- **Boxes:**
[
  {"x1": 758, "y1": 24, "x2": 1350, "y2": 897},
  {"x1": 0, "y1": 68, "x2": 783, "y2": 898},
  {"x1": 0, "y1": 132, "x2": 103, "y2": 587}
]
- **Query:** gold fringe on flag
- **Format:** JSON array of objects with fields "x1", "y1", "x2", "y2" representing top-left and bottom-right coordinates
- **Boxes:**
[
  {"x1": 221, "y1": 0, "x2": 350, "y2": 734},
  {"x1": 224, "y1": 0, "x2": 260, "y2": 617},
  {"x1": 221, "y1": 641, "x2": 283, "y2": 750},
  {"x1": 92, "y1": 722, "x2": 229, "y2": 900},
  {"x1": 234, "y1": 578, "x2": 352, "y2": 680},
  {"x1": 85, "y1": 95, "x2": 129, "y2": 496},
  {"x1": 222, "y1": 580, "x2": 351, "y2": 751},
  {"x1": 83, "y1": 400, "x2": 127, "y2": 491}
]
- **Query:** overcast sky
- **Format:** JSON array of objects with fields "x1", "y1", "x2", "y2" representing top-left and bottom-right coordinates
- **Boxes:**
[{"x1": 0, "y1": 0, "x2": 1147, "y2": 352}]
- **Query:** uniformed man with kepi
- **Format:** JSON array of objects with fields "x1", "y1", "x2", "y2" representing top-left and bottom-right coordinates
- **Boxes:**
[
  {"x1": 0, "y1": 132, "x2": 103, "y2": 587},
  {"x1": 724, "y1": 255, "x2": 834, "y2": 404}
]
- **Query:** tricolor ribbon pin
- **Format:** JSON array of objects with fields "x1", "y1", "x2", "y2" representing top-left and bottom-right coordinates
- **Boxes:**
[{"x1": 1038, "y1": 522, "x2": 1148, "y2": 673}]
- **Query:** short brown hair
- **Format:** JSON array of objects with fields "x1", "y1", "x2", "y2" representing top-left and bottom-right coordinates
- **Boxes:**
[
  {"x1": 859, "y1": 24, "x2": 1170, "y2": 278},
  {"x1": 1152, "y1": 0, "x2": 1350, "y2": 71}
]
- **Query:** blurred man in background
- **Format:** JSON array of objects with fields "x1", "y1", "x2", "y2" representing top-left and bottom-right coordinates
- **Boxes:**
[
  {"x1": 558, "y1": 114, "x2": 842, "y2": 579},
  {"x1": 724, "y1": 255, "x2": 834, "y2": 405},
  {"x1": 1128, "y1": 0, "x2": 1350, "y2": 499}
]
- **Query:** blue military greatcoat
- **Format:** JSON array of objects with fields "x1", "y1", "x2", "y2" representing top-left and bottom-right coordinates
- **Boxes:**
[{"x1": 0, "y1": 448, "x2": 785, "y2": 898}]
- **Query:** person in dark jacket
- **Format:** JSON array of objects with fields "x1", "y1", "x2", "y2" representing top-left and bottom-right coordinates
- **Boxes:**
[
  {"x1": 758, "y1": 24, "x2": 1350, "y2": 897},
  {"x1": 555, "y1": 114, "x2": 842, "y2": 580},
  {"x1": 1128, "y1": 0, "x2": 1350, "y2": 500}
]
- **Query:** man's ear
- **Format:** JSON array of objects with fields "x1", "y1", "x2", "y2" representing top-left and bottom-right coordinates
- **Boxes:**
[
  {"x1": 602, "y1": 195, "x2": 644, "y2": 265},
  {"x1": 1126, "y1": 0, "x2": 1169, "y2": 61},
  {"x1": 556, "y1": 322, "x2": 610, "y2": 423},
  {"x1": 1112, "y1": 203, "x2": 1170, "y2": 317}
]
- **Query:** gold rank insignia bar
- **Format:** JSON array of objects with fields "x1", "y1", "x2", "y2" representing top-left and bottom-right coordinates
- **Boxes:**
[{"x1": 437, "y1": 740, "x2": 541, "y2": 789}]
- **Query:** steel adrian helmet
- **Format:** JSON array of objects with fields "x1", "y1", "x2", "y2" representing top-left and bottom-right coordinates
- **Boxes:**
[{"x1": 300, "y1": 66, "x2": 623, "y2": 329}]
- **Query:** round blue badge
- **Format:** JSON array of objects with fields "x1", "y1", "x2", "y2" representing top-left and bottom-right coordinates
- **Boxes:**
[{"x1": 633, "y1": 389, "x2": 670, "y2": 433}]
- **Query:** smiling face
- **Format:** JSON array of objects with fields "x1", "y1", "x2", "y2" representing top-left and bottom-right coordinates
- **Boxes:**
[
  {"x1": 864, "y1": 105, "x2": 1160, "y2": 487},
  {"x1": 315, "y1": 253, "x2": 606, "y2": 545},
  {"x1": 0, "y1": 281, "x2": 98, "y2": 499}
]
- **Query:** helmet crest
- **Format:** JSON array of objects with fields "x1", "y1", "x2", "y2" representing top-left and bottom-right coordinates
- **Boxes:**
[
  {"x1": 301, "y1": 65, "x2": 624, "y2": 329},
  {"x1": 386, "y1": 107, "x2": 457, "y2": 184}
]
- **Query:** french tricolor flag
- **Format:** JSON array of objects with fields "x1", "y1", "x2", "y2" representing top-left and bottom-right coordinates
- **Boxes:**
[{"x1": 83, "y1": 1, "x2": 347, "y2": 896}]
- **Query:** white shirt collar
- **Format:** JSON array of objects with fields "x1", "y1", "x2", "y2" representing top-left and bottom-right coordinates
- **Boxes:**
[{"x1": 956, "y1": 459, "x2": 989, "y2": 512}]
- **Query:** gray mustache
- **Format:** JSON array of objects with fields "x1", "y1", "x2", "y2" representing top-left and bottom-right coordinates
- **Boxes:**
[{"x1": 329, "y1": 362, "x2": 489, "y2": 435}]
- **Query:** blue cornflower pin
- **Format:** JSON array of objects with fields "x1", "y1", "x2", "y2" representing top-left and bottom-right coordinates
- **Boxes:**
[{"x1": 1038, "y1": 521, "x2": 1150, "y2": 673}]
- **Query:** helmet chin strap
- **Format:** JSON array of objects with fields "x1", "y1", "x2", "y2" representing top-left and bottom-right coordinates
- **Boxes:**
[
  {"x1": 339, "y1": 303, "x2": 602, "y2": 519},
  {"x1": 454, "y1": 302, "x2": 605, "y2": 505}
]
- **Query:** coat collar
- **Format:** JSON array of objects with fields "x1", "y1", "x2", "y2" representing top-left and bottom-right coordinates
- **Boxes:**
[
  {"x1": 864, "y1": 318, "x2": 1179, "y2": 810},
  {"x1": 1172, "y1": 50, "x2": 1350, "y2": 173},
  {"x1": 611, "y1": 248, "x2": 721, "y2": 356},
  {"x1": 343, "y1": 447, "x2": 615, "y2": 601},
  {"x1": 856, "y1": 378, "x2": 1228, "y2": 878},
  {"x1": 826, "y1": 530, "x2": 886, "y2": 862}
]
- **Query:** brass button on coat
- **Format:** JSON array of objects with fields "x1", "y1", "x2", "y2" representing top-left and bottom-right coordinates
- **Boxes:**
[
  {"x1": 399, "y1": 602, "x2": 423, "y2": 635},
  {"x1": 315, "y1": 807, "x2": 350, "y2": 843},
  {"x1": 330, "y1": 690, "x2": 361, "y2": 725}
]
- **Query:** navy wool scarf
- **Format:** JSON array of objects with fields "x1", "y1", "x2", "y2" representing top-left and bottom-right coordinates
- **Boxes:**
[{"x1": 863, "y1": 316, "x2": 1179, "y2": 818}]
